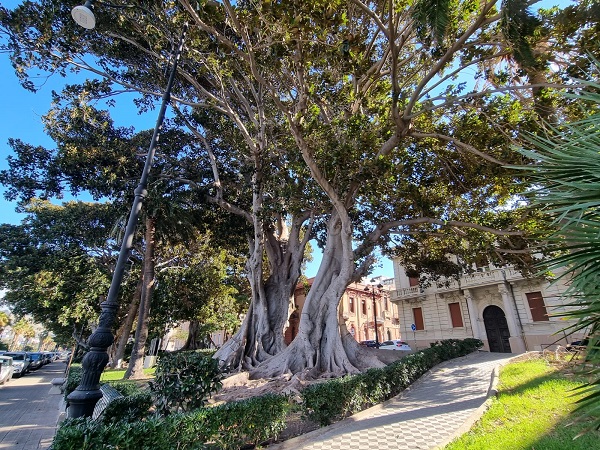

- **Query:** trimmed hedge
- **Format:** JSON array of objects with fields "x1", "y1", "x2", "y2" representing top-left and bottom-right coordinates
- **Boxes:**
[
  {"x1": 63, "y1": 364, "x2": 83, "y2": 401},
  {"x1": 52, "y1": 393, "x2": 291, "y2": 450},
  {"x1": 302, "y1": 338, "x2": 483, "y2": 425},
  {"x1": 54, "y1": 338, "x2": 483, "y2": 447}
]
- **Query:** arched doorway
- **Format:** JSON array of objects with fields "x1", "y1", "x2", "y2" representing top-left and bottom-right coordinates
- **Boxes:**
[{"x1": 483, "y1": 305, "x2": 512, "y2": 353}]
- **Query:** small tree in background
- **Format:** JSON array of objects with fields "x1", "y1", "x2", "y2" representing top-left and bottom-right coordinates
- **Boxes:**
[{"x1": 149, "y1": 351, "x2": 222, "y2": 416}]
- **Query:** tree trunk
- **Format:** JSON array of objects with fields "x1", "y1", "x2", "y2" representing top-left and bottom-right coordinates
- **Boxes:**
[
  {"x1": 125, "y1": 216, "x2": 156, "y2": 379},
  {"x1": 109, "y1": 277, "x2": 143, "y2": 368},
  {"x1": 181, "y1": 320, "x2": 204, "y2": 350},
  {"x1": 214, "y1": 216, "x2": 310, "y2": 371},
  {"x1": 251, "y1": 216, "x2": 384, "y2": 379}
]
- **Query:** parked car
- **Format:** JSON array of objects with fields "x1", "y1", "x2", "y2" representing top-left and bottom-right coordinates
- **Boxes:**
[
  {"x1": 41, "y1": 352, "x2": 53, "y2": 365},
  {"x1": 566, "y1": 337, "x2": 589, "y2": 352},
  {"x1": 27, "y1": 352, "x2": 45, "y2": 371},
  {"x1": 0, "y1": 356, "x2": 14, "y2": 384},
  {"x1": 360, "y1": 340, "x2": 379, "y2": 348},
  {"x1": 2, "y1": 352, "x2": 31, "y2": 377},
  {"x1": 379, "y1": 340, "x2": 412, "y2": 351}
]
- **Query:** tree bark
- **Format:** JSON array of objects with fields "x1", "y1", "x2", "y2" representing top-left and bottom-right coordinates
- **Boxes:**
[
  {"x1": 251, "y1": 215, "x2": 384, "y2": 379},
  {"x1": 214, "y1": 216, "x2": 310, "y2": 371},
  {"x1": 109, "y1": 277, "x2": 143, "y2": 368},
  {"x1": 181, "y1": 320, "x2": 204, "y2": 350},
  {"x1": 125, "y1": 216, "x2": 156, "y2": 379}
]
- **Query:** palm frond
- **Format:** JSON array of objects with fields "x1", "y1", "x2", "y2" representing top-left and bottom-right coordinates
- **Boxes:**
[
  {"x1": 501, "y1": 0, "x2": 540, "y2": 67},
  {"x1": 517, "y1": 79, "x2": 600, "y2": 432},
  {"x1": 412, "y1": 0, "x2": 452, "y2": 46}
]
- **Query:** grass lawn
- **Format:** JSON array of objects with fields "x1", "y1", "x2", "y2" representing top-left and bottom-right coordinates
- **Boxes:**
[
  {"x1": 100, "y1": 366, "x2": 156, "y2": 381},
  {"x1": 445, "y1": 357, "x2": 600, "y2": 449}
]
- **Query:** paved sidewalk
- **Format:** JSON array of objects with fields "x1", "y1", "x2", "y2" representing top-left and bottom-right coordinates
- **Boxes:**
[
  {"x1": 0, "y1": 362, "x2": 65, "y2": 450},
  {"x1": 269, "y1": 351, "x2": 516, "y2": 450}
]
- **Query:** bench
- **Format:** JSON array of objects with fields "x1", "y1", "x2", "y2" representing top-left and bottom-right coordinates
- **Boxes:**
[{"x1": 92, "y1": 384, "x2": 124, "y2": 420}]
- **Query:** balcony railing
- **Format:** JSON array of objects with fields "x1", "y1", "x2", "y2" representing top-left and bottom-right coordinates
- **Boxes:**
[{"x1": 393, "y1": 266, "x2": 523, "y2": 300}]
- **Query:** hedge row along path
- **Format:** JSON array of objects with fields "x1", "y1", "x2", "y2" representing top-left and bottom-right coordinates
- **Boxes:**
[{"x1": 267, "y1": 351, "x2": 516, "y2": 450}]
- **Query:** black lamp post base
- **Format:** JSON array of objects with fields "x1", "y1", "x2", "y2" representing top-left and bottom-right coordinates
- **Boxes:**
[{"x1": 67, "y1": 388, "x2": 103, "y2": 418}]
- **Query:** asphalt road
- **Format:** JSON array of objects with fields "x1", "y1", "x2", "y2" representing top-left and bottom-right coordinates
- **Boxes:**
[{"x1": 0, "y1": 360, "x2": 65, "y2": 450}]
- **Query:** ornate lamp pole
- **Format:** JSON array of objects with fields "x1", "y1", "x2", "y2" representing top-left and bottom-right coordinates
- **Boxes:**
[
  {"x1": 67, "y1": 1, "x2": 188, "y2": 418},
  {"x1": 364, "y1": 280, "x2": 383, "y2": 348}
]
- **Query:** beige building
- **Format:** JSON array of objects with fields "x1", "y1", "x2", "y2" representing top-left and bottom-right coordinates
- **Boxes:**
[
  {"x1": 285, "y1": 277, "x2": 401, "y2": 344},
  {"x1": 391, "y1": 260, "x2": 582, "y2": 353}
]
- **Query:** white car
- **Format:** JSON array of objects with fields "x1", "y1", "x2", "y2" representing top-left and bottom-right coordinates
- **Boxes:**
[
  {"x1": 379, "y1": 340, "x2": 412, "y2": 351},
  {"x1": 0, "y1": 356, "x2": 14, "y2": 384}
]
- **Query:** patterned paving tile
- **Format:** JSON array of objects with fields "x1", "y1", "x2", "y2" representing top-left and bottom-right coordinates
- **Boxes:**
[{"x1": 271, "y1": 352, "x2": 515, "y2": 450}]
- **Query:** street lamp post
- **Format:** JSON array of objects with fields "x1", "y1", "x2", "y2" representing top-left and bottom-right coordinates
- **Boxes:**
[
  {"x1": 364, "y1": 281, "x2": 383, "y2": 348},
  {"x1": 67, "y1": 2, "x2": 187, "y2": 418}
]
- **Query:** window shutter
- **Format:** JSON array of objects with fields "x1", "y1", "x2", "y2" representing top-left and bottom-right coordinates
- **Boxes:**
[
  {"x1": 526, "y1": 292, "x2": 549, "y2": 322},
  {"x1": 448, "y1": 302, "x2": 464, "y2": 327},
  {"x1": 413, "y1": 307, "x2": 424, "y2": 330}
]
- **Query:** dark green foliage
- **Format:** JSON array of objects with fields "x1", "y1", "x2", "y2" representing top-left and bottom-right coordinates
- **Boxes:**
[
  {"x1": 63, "y1": 365, "x2": 83, "y2": 401},
  {"x1": 195, "y1": 394, "x2": 291, "y2": 449},
  {"x1": 149, "y1": 351, "x2": 223, "y2": 415},
  {"x1": 501, "y1": 0, "x2": 540, "y2": 68},
  {"x1": 52, "y1": 394, "x2": 290, "y2": 450},
  {"x1": 428, "y1": 338, "x2": 484, "y2": 361},
  {"x1": 302, "y1": 338, "x2": 483, "y2": 425},
  {"x1": 413, "y1": 0, "x2": 452, "y2": 46},
  {"x1": 97, "y1": 392, "x2": 153, "y2": 425},
  {"x1": 98, "y1": 381, "x2": 153, "y2": 425},
  {"x1": 105, "y1": 380, "x2": 145, "y2": 397}
]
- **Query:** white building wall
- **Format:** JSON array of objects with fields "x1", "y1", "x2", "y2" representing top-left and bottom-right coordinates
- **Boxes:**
[{"x1": 392, "y1": 259, "x2": 583, "y2": 353}]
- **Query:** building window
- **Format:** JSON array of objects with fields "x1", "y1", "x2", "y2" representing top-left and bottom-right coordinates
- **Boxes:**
[
  {"x1": 349, "y1": 297, "x2": 355, "y2": 313},
  {"x1": 409, "y1": 276, "x2": 419, "y2": 287},
  {"x1": 526, "y1": 292, "x2": 549, "y2": 322},
  {"x1": 384, "y1": 296, "x2": 388, "y2": 311},
  {"x1": 413, "y1": 307, "x2": 424, "y2": 330},
  {"x1": 448, "y1": 302, "x2": 464, "y2": 328},
  {"x1": 361, "y1": 299, "x2": 367, "y2": 315}
]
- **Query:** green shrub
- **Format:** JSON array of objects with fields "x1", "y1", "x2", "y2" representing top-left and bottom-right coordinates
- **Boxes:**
[
  {"x1": 428, "y1": 338, "x2": 483, "y2": 361},
  {"x1": 52, "y1": 416, "x2": 172, "y2": 450},
  {"x1": 63, "y1": 364, "x2": 83, "y2": 401},
  {"x1": 106, "y1": 380, "x2": 144, "y2": 396},
  {"x1": 52, "y1": 394, "x2": 291, "y2": 450},
  {"x1": 149, "y1": 350, "x2": 223, "y2": 415},
  {"x1": 97, "y1": 392, "x2": 153, "y2": 425},
  {"x1": 199, "y1": 393, "x2": 291, "y2": 449},
  {"x1": 301, "y1": 375, "x2": 366, "y2": 425}
]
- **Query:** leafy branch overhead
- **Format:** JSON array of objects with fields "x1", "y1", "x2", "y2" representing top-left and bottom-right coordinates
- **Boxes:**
[{"x1": 0, "y1": 0, "x2": 598, "y2": 377}]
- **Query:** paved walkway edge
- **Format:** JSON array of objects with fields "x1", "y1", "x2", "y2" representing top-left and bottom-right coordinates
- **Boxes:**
[
  {"x1": 433, "y1": 352, "x2": 538, "y2": 449},
  {"x1": 267, "y1": 351, "x2": 528, "y2": 450}
]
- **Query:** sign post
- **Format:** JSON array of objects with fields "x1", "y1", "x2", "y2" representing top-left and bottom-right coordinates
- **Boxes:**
[{"x1": 411, "y1": 323, "x2": 417, "y2": 350}]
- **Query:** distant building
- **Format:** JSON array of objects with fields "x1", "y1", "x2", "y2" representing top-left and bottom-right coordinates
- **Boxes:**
[
  {"x1": 285, "y1": 277, "x2": 402, "y2": 344},
  {"x1": 391, "y1": 260, "x2": 582, "y2": 353}
]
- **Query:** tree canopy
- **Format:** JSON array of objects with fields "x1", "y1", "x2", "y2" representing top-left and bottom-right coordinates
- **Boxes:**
[{"x1": 1, "y1": 0, "x2": 598, "y2": 377}]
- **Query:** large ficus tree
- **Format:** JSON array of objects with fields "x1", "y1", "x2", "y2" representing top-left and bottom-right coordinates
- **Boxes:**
[{"x1": 1, "y1": 0, "x2": 597, "y2": 377}]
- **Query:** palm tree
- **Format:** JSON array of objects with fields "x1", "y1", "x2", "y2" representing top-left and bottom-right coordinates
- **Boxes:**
[{"x1": 517, "y1": 83, "x2": 600, "y2": 431}]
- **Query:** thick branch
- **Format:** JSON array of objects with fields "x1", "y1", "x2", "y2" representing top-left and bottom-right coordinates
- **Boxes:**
[{"x1": 409, "y1": 131, "x2": 507, "y2": 165}]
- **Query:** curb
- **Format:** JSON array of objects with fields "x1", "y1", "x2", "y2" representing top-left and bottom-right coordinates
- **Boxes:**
[{"x1": 432, "y1": 352, "x2": 528, "y2": 449}]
